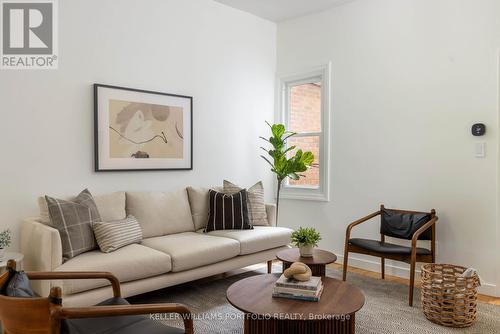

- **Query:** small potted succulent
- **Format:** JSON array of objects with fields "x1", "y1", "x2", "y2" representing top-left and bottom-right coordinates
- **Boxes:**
[
  {"x1": 0, "y1": 229, "x2": 11, "y2": 260},
  {"x1": 291, "y1": 227, "x2": 321, "y2": 257}
]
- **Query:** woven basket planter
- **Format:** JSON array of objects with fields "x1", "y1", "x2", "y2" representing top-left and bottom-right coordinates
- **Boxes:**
[{"x1": 421, "y1": 264, "x2": 480, "y2": 328}]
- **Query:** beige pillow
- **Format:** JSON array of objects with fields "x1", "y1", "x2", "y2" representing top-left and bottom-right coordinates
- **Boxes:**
[
  {"x1": 38, "y1": 191, "x2": 126, "y2": 224},
  {"x1": 93, "y1": 215, "x2": 143, "y2": 253},
  {"x1": 126, "y1": 189, "x2": 195, "y2": 238},
  {"x1": 223, "y1": 180, "x2": 269, "y2": 226}
]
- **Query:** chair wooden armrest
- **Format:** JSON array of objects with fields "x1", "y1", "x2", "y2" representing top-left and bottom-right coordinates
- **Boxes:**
[
  {"x1": 27, "y1": 271, "x2": 121, "y2": 297},
  {"x1": 411, "y1": 216, "x2": 439, "y2": 249},
  {"x1": 54, "y1": 303, "x2": 194, "y2": 334},
  {"x1": 345, "y1": 210, "x2": 381, "y2": 240},
  {"x1": 342, "y1": 210, "x2": 381, "y2": 281},
  {"x1": 2, "y1": 261, "x2": 193, "y2": 334}
]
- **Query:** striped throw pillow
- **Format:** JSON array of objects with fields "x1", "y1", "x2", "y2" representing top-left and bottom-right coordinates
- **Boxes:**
[
  {"x1": 223, "y1": 180, "x2": 269, "y2": 226},
  {"x1": 93, "y1": 215, "x2": 143, "y2": 253},
  {"x1": 205, "y1": 189, "x2": 252, "y2": 232}
]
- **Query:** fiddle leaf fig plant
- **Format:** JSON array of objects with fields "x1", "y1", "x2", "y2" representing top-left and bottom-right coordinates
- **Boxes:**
[
  {"x1": 260, "y1": 122, "x2": 315, "y2": 225},
  {"x1": 291, "y1": 227, "x2": 322, "y2": 248}
]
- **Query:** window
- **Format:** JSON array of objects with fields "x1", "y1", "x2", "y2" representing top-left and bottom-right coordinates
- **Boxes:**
[{"x1": 278, "y1": 64, "x2": 331, "y2": 201}]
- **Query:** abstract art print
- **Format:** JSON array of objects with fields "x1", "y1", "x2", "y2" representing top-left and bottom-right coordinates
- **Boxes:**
[{"x1": 94, "y1": 84, "x2": 192, "y2": 171}]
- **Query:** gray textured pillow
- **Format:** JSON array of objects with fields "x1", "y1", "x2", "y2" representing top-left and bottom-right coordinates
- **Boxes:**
[
  {"x1": 93, "y1": 215, "x2": 143, "y2": 253},
  {"x1": 223, "y1": 180, "x2": 269, "y2": 226},
  {"x1": 45, "y1": 189, "x2": 101, "y2": 261}
]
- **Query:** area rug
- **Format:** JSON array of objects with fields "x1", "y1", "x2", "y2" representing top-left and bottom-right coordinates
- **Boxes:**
[{"x1": 128, "y1": 265, "x2": 500, "y2": 334}]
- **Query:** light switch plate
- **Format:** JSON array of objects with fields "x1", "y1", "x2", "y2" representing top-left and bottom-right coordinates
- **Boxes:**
[{"x1": 475, "y1": 142, "x2": 486, "y2": 158}]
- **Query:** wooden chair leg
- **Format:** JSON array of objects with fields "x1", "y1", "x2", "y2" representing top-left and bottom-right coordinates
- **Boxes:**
[
  {"x1": 381, "y1": 234, "x2": 385, "y2": 279},
  {"x1": 342, "y1": 248, "x2": 349, "y2": 281},
  {"x1": 381, "y1": 257, "x2": 385, "y2": 279},
  {"x1": 409, "y1": 258, "x2": 416, "y2": 306},
  {"x1": 267, "y1": 260, "x2": 272, "y2": 274}
]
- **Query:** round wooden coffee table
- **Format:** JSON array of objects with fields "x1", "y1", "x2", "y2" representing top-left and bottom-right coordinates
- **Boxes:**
[
  {"x1": 227, "y1": 274, "x2": 364, "y2": 334},
  {"x1": 276, "y1": 248, "x2": 337, "y2": 276}
]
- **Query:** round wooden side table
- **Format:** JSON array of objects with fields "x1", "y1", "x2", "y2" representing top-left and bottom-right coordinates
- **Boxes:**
[
  {"x1": 227, "y1": 274, "x2": 365, "y2": 334},
  {"x1": 276, "y1": 248, "x2": 337, "y2": 276}
]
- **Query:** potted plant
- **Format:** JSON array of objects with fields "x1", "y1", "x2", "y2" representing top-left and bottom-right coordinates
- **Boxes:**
[
  {"x1": 260, "y1": 122, "x2": 314, "y2": 225},
  {"x1": 291, "y1": 227, "x2": 321, "y2": 257},
  {"x1": 0, "y1": 229, "x2": 11, "y2": 260}
]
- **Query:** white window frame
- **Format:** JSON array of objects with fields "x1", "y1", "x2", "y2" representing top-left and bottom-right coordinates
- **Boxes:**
[{"x1": 276, "y1": 63, "x2": 331, "y2": 202}]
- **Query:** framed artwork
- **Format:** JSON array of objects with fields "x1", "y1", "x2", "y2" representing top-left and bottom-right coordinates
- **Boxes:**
[{"x1": 94, "y1": 84, "x2": 193, "y2": 171}]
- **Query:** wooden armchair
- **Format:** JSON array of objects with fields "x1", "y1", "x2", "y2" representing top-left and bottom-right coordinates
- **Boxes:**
[
  {"x1": 0, "y1": 260, "x2": 194, "y2": 334},
  {"x1": 343, "y1": 205, "x2": 438, "y2": 306}
]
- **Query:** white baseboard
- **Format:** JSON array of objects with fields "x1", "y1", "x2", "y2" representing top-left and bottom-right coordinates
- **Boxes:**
[{"x1": 336, "y1": 253, "x2": 498, "y2": 297}]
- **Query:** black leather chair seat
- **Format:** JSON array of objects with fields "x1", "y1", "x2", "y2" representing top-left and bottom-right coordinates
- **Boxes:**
[
  {"x1": 349, "y1": 238, "x2": 431, "y2": 255},
  {"x1": 61, "y1": 297, "x2": 185, "y2": 334}
]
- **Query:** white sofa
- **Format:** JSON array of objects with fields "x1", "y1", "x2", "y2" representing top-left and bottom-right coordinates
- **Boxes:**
[{"x1": 21, "y1": 187, "x2": 292, "y2": 307}]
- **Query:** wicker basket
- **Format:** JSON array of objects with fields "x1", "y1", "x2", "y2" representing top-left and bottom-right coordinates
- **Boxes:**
[{"x1": 421, "y1": 264, "x2": 480, "y2": 328}]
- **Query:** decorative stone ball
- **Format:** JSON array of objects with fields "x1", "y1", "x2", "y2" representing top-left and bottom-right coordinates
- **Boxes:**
[{"x1": 283, "y1": 262, "x2": 312, "y2": 281}]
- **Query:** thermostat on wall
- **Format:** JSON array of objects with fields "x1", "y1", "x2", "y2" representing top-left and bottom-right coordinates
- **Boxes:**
[{"x1": 471, "y1": 123, "x2": 486, "y2": 136}]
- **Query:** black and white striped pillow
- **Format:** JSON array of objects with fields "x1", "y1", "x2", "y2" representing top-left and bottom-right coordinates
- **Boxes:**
[
  {"x1": 205, "y1": 189, "x2": 252, "y2": 232},
  {"x1": 93, "y1": 215, "x2": 143, "y2": 253},
  {"x1": 223, "y1": 180, "x2": 269, "y2": 226}
]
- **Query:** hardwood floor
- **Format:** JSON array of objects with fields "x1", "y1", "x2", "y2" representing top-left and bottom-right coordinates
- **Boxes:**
[{"x1": 328, "y1": 262, "x2": 500, "y2": 306}]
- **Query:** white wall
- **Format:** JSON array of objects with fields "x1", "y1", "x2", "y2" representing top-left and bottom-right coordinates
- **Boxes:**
[
  {"x1": 3, "y1": 0, "x2": 499, "y2": 296},
  {"x1": 0, "y1": 0, "x2": 276, "y2": 250},
  {"x1": 277, "y1": 0, "x2": 500, "y2": 295}
]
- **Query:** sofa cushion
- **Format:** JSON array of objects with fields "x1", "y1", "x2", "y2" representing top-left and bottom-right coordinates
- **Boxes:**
[
  {"x1": 38, "y1": 191, "x2": 126, "y2": 224},
  {"x1": 186, "y1": 186, "x2": 210, "y2": 230},
  {"x1": 93, "y1": 192, "x2": 127, "y2": 222},
  {"x1": 198, "y1": 226, "x2": 292, "y2": 255},
  {"x1": 126, "y1": 190, "x2": 195, "y2": 238},
  {"x1": 54, "y1": 244, "x2": 172, "y2": 295},
  {"x1": 141, "y1": 232, "x2": 240, "y2": 272},
  {"x1": 186, "y1": 186, "x2": 223, "y2": 230}
]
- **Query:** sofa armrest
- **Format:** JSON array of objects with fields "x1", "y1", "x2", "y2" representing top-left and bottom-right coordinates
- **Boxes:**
[
  {"x1": 21, "y1": 218, "x2": 63, "y2": 296},
  {"x1": 266, "y1": 203, "x2": 277, "y2": 226}
]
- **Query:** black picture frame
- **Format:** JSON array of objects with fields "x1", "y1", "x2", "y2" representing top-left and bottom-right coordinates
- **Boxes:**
[{"x1": 94, "y1": 83, "x2": 193, "y2": 172}]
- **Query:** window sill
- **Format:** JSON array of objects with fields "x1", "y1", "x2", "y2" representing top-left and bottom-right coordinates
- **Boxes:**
[{"x1": 278, "y1": 189, "x2": 330, "y2": 202}]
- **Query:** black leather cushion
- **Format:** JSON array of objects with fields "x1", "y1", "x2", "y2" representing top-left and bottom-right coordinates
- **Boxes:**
[
  {"x1": 61, "y1": 297, "x2": 185, "y2": 334},
  {"x1": 349, "y1": 238, "x2": 432, "y2": 255},
  {"x1": 380, "y1": 209, "x2": 432, "y2": 240}
]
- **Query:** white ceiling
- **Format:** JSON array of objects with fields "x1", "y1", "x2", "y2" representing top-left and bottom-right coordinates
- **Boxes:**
[{"x1": 214, "y1": 0, "x2": 354, "y2": 22}]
